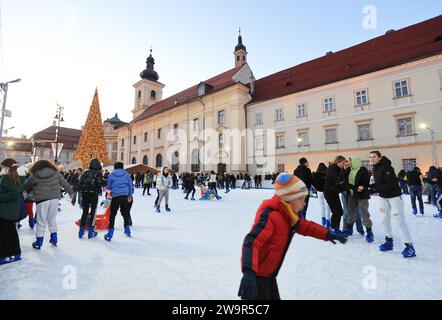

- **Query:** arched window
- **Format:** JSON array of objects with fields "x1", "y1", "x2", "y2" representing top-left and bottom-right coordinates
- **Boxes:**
[
  {"x1": 237, "y1": 55, "x2": 240, "y2": 61},
  {"x1": 243, "y1": 55, "x2": 246, "y2": 61},
  {"x1": 138, "y1": 90, "x2": 141, "y2": 99},
  {"x1": 121, "y1": 152, "x2": 124, "y2": 161},
  {"x1": 143, "y1": 155, "x2": 148, "y2": 165},
  {"x1": 151, "y1": 90, "x2": 156, "y2": 99},
  {"x1": 172, "y1": 151, "x2": 179, "y2": 172},
  {"x1": 156, "y1": 154, "x2": 162, "y2": 168},
  {"x1": 219, "y1": 133, "x2": 225, "y2": 149},
  {"x1": 191, "y1": 149, "x2": 200, "y2": 172},
  {"x1": 131, "y1": 157, "x2": 137, "y2": 164}
]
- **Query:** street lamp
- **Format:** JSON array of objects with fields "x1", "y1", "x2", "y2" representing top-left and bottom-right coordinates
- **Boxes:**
[
  {"x1": 0, "y1": 78, "x2": 21, "y2": 160},
  {"x1": 420, "y1": 123, "x2": 439, "y2": 167},
  {"x1": 54, "y1": 103, "x2": 65, "y2": 163}
]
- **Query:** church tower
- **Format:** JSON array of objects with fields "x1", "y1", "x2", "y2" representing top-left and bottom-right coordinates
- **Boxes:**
[
  {"x1": 234, "y1": 29, "x2": 248, "y2": 68},
  {"x1": 132, "y1": 48, "x2": 165, "y2": 119}
]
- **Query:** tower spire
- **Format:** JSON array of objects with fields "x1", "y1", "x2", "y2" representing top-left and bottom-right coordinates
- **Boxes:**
[
  {"x1": 140, "y1": 46, "x2": 159, "y2": 81},
  {"x1": 234, "y1": 29, "x2": 247, "y2": 68}
]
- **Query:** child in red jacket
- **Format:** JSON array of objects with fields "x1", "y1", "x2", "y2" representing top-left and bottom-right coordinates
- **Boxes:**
[{"x1": 238, "y1": 173, "x2": 347, "y2": 300}]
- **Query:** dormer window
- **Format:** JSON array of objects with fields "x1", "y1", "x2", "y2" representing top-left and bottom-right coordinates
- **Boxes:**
[
  {"x1": 151, "y1": 90, "x2": 156, "y2": 99},
  {"x1": 198, "y1": 83, "x2": 206, "y2": 97}
]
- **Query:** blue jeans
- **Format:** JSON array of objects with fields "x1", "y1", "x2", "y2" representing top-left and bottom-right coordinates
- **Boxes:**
[
  {"x1": 409, "y1": 185, "x2": 424, "y2": 212},
  {"x1": 341, "y1": 193, "x2": 363, "y2": 232},
  {"x1": 399, "y1": 181, "x2": 409, "y2": 195}
]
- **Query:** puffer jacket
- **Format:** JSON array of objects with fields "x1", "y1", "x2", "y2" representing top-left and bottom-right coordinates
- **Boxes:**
[
  {"x1": 0, "y1": 173, "x2": 21, "y2": 221},
  {"x1": 241, "y1": 195, "x2": 329, "y2": 277},
  {"x1": 79, "y1": 159, "x2": 104, "y2": 193},
  {"x1": 157, "y1": 170, "x2": 172, "y2": 191},
  {"x1": 372, "y1": 156, "x2": 401, "y2": 198},
  {"x1": 107, "y1": 169, "x2": 134, "y2": 197},
  {"x1": 23, "y1": 168, "x2": 74, "y2": 203}
]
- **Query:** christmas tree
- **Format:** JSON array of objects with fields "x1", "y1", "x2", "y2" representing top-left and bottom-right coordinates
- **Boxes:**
[{"x1": 74, "y1": 88, "x2": 108, "y2": 168}]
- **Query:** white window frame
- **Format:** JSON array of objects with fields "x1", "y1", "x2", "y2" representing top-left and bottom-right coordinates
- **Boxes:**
[
  {"x1": 394, "y1": 79, "x2": 410, "y2": 98},
  {"x1": 276, "y1": 134, "x2": 285, "y2": 148},
  {"x1": 323, "y1": 97, "x2": 335, "y2": 112},
  {"x1": 254, "y1": 135, "x2": 264, "y2": 151},
  {"x1": 277, "y1": 163, "x2": 285, "y2": 172},
  {"x1": 325, "y1": 127, "x2": 338, "y2": 144},
  {"x1": 218, "y1": 110, "x2": 226, "y2": 125},
  {"x1": 396, "y1": 117, "x2": 414, "y2": 136},
  {"x1": 357, "y1": 123, "x2": 372, "y2": 141},
  {"x1": 298, "y1": 131, "x2": 309, "y2": 146},
  {"x1": 255, "y1": 112, "x2": 263, "y2": 125},
  {"x1": 355, "y1": 89, "x2": 369, "y2": 106},
  {"x1": 193, "y1": 118, "x2": 200, "y2": 132},
  {"x1": 275, "y1": 107, "x2": 284, "y2": 121},
  {"x1": 297, "y1": 103, "x2": 307, "y2": 118}
]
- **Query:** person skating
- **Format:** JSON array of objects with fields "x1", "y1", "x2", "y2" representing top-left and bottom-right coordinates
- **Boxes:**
[
  {"x1": 407, "y1": 167, "x2": 425, "y2": 215},
  {"x1": 312, "y1": 163, "x2": 331, "y2": 228},
  {"x1": 184, "y1": 174, "x2": 196, "y2": 200},
  {"x1": 323, "y1": 156, "x2": 348, "y2": 237},
  {"x1": 78, "y1": 159, "x2": 104, "y2": 239},
  {"x1": 156, "y1": 167, "x2": 172, "y2": 213},
  {"x1": 430, "y1": 167, "x2": 442, "y2": 218},
  {"x1": 342, "y1": 159, "x2": 365, "y2": 236},
  {"x1": 369, "y1": 151, "x2": 416, "y2": 258},
  {"x1": 0, "y1": 159, "x2": 23, "y2": 265},
  {"x1": 294, "y1": 157, "x2": 313, "y2": 218},
  {"x1": 23, "y1": 160, "x2": 74, "y2": 250},
  {"x1": 104, "y1": 162, "x2": 134, "y2": 241},
  {"x1": 344, "y1": 157, "x2": 374, "y2": 242},
  {"x1": 143, "y1": 172, "x2": 153, "y2": 196},
  {"x1": 238, "y1": 173, "x2": 347, "y2": 300}
]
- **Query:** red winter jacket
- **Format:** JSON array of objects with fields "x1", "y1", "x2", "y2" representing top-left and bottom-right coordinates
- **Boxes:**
[{"x1": 241, "y1": 195, "x2": 329, "y2": 277}]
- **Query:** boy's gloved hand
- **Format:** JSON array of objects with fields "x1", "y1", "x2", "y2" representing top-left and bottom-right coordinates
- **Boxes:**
[
  {"x1": 238, "y1": 271, "x2": 257, "y2": 300},
  {"x1": 327, "y1": 230, "x2": 347, "y2": 245}
]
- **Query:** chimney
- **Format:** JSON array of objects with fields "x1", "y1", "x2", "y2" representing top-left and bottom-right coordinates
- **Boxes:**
[{"x1": 249, "y1": 74, "x2": 256, "y2": 95}]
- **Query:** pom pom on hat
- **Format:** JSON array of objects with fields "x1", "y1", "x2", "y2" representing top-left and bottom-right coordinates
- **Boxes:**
[{"x1": 274, "y1": 173, "x2": 308, "y2": 202}]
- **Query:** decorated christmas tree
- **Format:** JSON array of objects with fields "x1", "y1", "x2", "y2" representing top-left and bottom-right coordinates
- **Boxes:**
[{"x1": 74, "y1": 88, "x2": 108, "y2": 168}]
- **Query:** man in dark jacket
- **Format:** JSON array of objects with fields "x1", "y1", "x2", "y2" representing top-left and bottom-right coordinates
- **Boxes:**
[
  {"x1": 369, "y1": 151, "x2": 416, "y2": 258},
  {"x1": 78, "y1": 159, "x2": 104, "y2": 239},
  {"x1": 238, "y1": 173, "x2": 346, "y2": 300},
  {"x1": 71, "y1": 168, "x2": 82, "y2": 207},
  {"x1": 184, "y1": 174, "x2": 196, "y2": 200},
  {"x1": 345, "y1": 157, "x2": 374, "y2": 242},
  {"x1": 294, "y1": 158, "x2": 312, "y2": 218},
  {"x1": 407, "y1": 167, "x2": 424, "y2": 215}
]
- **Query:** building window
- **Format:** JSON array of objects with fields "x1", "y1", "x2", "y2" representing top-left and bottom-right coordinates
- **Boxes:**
[
  {"x1": 254, "y1": 136, "x2": 264, "y2": 150},
  {"x1": 219, "y1": 133, "x2": 225, "y2": 149},
  {"x1": 198, "y1": 84, "x2": 205, "y2": 97},
  {"x1": 191, "y1": 149, "x2": 200, "y2": 172},
  {"x1": 355, "y1": 89, "x2": 368, "y2": 105},
  {"x1": 151, "y1": 90, "x2": 156, "y2": 99},
  {"x1": 357, "y1": 123, "x2": 372, "y2": 141},
  {"x1": 276, "y1": 135, "x2": 285, "y2": 148},
  {"x1": 394, "y1": 80, "x2": 409, "y2": 98},
  {"x1": 156, "y1": 154, "x2": 162, "y2": 168},
  {"x1": 403, "y1": 158, "x2": 417, "y2": 172},
  {"x1": 237, "y1": 55, "x2": 240, "y2": 62},
  {"x1": 173, "y1": 124, "x2": 179, "y2": 135},
  {"x1": 255, "y1": 112, "x2": 263, "y2": 125},
  {"x1": 131, "y1": 157, "x2": 136, "y2": 164},
  {"x1": 298, "y1": 132, "x2": 309, "y2": 146},
  {"x1": 138, "y1": 90, "x2": 141, "y2": 99},
  {"x1": 133, "y1": 135, "x2": 137, "y2": 145},
  {"x1": 121, "y1": 139, "x2": 125, "y2": 147},
  {"x1": 324, "y1": 98, "x2": 335, "y2": 112},
  {"x1": 361, "y1": 160, "x2": 373, "y2": 173},
  {"x1": 218, "y1": 110, "x2": 225, "y2": 125},
  {"x1": 193, "y1": 118, "x2": 200, "y2": 132},
  {"x1": 143, "y1": 155, "x2": 148, "y2": 165},
  {"x1": 277, "y1": 164, "x2": 285, "y2": 172},
  {"x1": 121, "y1": 152, "x2": 124, "y2": 161},
  {"x1": 144, "y1": 132, "x2": 148, "y2": 142},
  {"x1": 397, "y1": 118, "x2": 414, "y2": 136},
  {"x1": 157, "y1": 128, "x2": 162, "y2": 139},
  {"x1": 275, "y1": 107, "x2": 284, "y2": 121},
  {"x1": 297, "y1": 104, "x2": 307, "y2": 117},
  {"x1": 325, "y1": 128, "x2": 338, "y2": 144}
]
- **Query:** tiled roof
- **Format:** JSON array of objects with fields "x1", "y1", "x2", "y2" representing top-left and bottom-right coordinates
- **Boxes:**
[
  {"x1": 32, "y1": 126, "x2": 82, "y2": 150},
  {"x1": 250, "y1": 15, "x2": 442, "y2": 104}
]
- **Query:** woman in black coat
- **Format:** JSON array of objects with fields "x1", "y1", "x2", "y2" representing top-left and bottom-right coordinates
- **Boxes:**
[
  {"x1": 323, "y1": 156, "x2": 348, "y2": 234},
  {"x1": 0, "y1": 159, "x2": 22, "y2": 265}
]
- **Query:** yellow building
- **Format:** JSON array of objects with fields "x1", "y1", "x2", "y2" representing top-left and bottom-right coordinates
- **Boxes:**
[
  {"x1": 247, "y1": 15, "x2": 442, "y2": 174},
  {"x1": 116, "y1": 33, "x2": 255, "y2": 173}
]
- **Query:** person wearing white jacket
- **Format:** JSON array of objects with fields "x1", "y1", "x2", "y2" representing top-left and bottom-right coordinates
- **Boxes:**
[{"x1": 156, "y1": 167, "x2": 172, "y2": 213}]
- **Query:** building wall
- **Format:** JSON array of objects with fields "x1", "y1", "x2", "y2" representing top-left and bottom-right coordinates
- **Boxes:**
[
  {"x1": 247, "y1": 54, "x2": 442, "y2": 174},
  {"x1": 117, "y1": 84, "x2": 252, "y2": 173}
]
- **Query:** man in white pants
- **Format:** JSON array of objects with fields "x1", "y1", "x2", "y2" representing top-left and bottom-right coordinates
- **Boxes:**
[{"x1": 369, "y1": 151, "x2": 416, "y2": 258}]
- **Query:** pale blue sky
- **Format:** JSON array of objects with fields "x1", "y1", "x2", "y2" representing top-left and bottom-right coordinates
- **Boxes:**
[{"x1": 1, "y1": 0, "x2": 441, "y2": 137}]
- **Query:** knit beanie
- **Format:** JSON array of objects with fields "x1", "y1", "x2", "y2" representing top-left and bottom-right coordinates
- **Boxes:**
[{"x1": 274, "y1": 173, "x2": 309, "y2": 202}]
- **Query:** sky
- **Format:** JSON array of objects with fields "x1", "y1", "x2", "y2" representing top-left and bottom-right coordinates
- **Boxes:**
[{"x1": 1, "y1": 0, "x2": 441, "y2": 138}]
